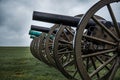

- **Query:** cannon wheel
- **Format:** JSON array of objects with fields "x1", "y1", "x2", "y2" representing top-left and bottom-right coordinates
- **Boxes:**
[
  {"x1": 37, "y1": 33, "x2": 53, "y2": 66},
  {"x1": 75, "y1": 0, "x2": 120, "y2": 80},
  {"x1": 53, "y1": 14, "x2": 83, "y2": 80},
  {"x1": 30, "y1": 37, "x2": 41, "y2": 60},
  {"x1": 53, "y1": 25, "x2": 79, "y2": 79},
  {"x1": 53, "y1": 14, "x2": 107, "y2": 79},
  {"x1": 45, "y1": 24, "x2": 60, "y2": 67}
]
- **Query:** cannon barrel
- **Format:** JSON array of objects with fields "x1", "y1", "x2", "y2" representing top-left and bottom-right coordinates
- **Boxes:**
[
  {"x1": 33, "y1": 11, "x2": 120, "y2": 28},
  {"x1": 33, "y1": 11, "x2": 80, "y2": 27},
  {"x1": 33, "y1": 11, "x2": 101, "y2": 27},
  {"x1": 31, "y1": 25, "x2": 58, "y2": 34},
  {"x1": 30, "y1": 25, "x2": 56, "y2": 39},
  {"x1": 31, "y1": 25, "x2": 50, "y2": 33},
  {"x1": 29, "y1": 30, "x2": 42, "y2": 37},
  {"x1": 30, "y1": 35, "x2": 36, "y2": 39}
]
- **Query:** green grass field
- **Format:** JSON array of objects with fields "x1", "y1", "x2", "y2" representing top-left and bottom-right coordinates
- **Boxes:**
[
  {"x1": 0, "y1": 47, "x2": 67, "y2": 80},
  {"x1": 0, "y1": 47, "x2": 119, "y2": 80}
]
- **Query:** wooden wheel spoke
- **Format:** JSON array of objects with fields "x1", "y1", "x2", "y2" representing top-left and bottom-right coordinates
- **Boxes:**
[
  {"x1": 83, "y1": 35, "x2": 117, "y2": 46},
  {"x1": 90, "y1": 54, "x2": 117, "y2": 78},
  {"x1": 107, "y1": 4, "x2": 120, "y2": 37},
  {"x1": 59, "y1": 39, "x2": 72, "y2": 45},
  {"x1": 108, "y1": 59, "x2": 119, "y2": 80},
  {"x1": 58, "y1": 54, "x2": 64, "y2": 61},
  {"x1": 95, "y1": 56, "x2": 110, "y2": 70},
  {"x1": 82, "y1": 49, "x2": 109, "y2": 53},
  {"x1": 63, "y1": 31, "x2": 71, "y2": 41},
  {"x1": 63, "y1": 59, "x2": 74, "y2": 67},
  {"x1": 63, "y1": 53, "x2": 71, "y2": 63},
  {"x1": 66, "y1": 54, "x2": 72, "y2": 62},
  {"x1": 82, "y1": 48, "x2": 116, "y2": 58},
  {"x1": 86, "y1": 57, "x2": 90, "y2": 71},
  {"x1": 73, "y1": 69, "x2": 78, "y2": 78},
  {"x1": 49, "y1": 38, "x2": 53, "y2": 42},
  {"x1": 59, "y1": 43, "x2": 71, "y2": 47},
  {"x1": 90, "y1": 57, "x2": 100, "y2": 78},
  {"x1": 58, "y1": 47, "x2": 67, "y2": 52},
  {"x1": 65, "y1": 27, "x2": 74, "y2": 36},
  {"x1": 102, "y1": 54, "x2": 111, "y2": 58},
  {"x1": 58, "y1": 51, "x2": 74, "y2": 55},
  {"x1": 92, "y1": 16, "x2": 119, "y2": 41}
]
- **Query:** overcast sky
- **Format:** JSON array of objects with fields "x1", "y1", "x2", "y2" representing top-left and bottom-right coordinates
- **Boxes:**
[{"x1": 0, "y1": 0, "x2": 119, "y2": 46}]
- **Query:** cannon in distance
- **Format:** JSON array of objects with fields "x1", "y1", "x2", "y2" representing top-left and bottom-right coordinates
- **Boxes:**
[
  {"x1": 29, "y1": 25, "x2": 58, "y2": 39},
  {"x1": 31, "y1": 25, "x2": 50, "y2": 33},
  {"x1": 31, "y1": 25, "x2": 58, "y2": 34},
  {"x1": 33, "y1": 11, "x2": 120, "y2": 28}
]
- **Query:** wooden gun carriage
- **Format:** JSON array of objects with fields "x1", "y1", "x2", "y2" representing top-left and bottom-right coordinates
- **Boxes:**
[{"x1": 29, "y1": 0, "x2": 120, "y2": 80}]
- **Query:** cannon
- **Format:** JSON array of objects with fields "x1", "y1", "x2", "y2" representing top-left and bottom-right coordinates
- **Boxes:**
[
  {"x1": 29, "y1": 25, "x2": 58, "y2": 66},
  {"x1": 29, "y1": 0, "x2": 120, "y2": 80},
  {"x1": 29, "y1": 29, "x2": 50, "y2": 64},
  {"x1": 32, "y1": 14, "x2": 111, "y2": 80},
  {"x1": 29, "y1": 25, "x2": 74, "y2": 67},
  {"x1": 32, "y1": 11, "x2": 120, "y2": 80},
  {"x1": 30, "y1": 24, "x2": 79, "y2": 69},
  {"x1": 29, "y1": 30, "x2": 47, "y2": 63}
]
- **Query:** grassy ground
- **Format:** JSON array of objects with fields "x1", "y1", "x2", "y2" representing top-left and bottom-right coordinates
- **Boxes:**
[
  {"x1": 0, "y1": 47, "x2": 67, "y2": 80},
  {"x1": 0, "y1": 47, "x2": 119, "y2": 80}
]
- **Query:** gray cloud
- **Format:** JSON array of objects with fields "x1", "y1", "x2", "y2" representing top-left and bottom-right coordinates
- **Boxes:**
[{"x1": 0, "y1": 0, "x2": 119, "y2": 46}]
